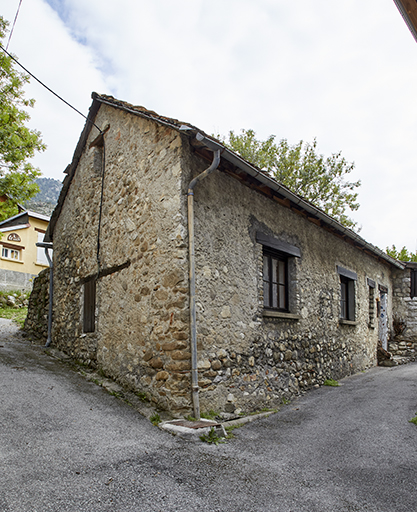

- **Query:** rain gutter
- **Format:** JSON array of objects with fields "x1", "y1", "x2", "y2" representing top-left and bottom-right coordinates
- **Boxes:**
[{"x1": 187, "y1": 134, "x2": 221, "y2": 419}]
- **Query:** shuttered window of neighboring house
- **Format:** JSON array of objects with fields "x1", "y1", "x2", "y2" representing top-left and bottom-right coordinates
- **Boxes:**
[
  {"x1": 411, "y1": 269, "x2": 417, "y2": 298},
  {"x1": 83, "y1": 279, "x2": 96, "y2": 333}
]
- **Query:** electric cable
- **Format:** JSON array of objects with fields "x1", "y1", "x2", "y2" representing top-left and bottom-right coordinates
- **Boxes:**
[
  {"x1": 0, "y1": 44, "x2": 106, "y2": 277},
  {"x1": 6, "y1": 0, "x2": 23, "y2": 51},
  {"x1": 0, "y1": 43, "x2": 102, "y2": 134},
  {"x1": 0, "y1": 41, "x2": 107, "y2": 279}
]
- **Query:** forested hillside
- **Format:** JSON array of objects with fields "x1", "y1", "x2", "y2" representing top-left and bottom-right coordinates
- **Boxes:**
[{"x1": 24, "y1": 177, "x2": 62, "y2": 216}]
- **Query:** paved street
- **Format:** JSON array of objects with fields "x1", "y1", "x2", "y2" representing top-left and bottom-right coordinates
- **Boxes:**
[{"x1": 1, "y1": 320, "x2": 417, "y2": 511}]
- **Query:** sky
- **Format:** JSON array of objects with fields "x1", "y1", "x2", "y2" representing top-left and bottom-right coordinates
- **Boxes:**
[{"x1": 2, "y1": 0, "x2": 417, "y2": 252}]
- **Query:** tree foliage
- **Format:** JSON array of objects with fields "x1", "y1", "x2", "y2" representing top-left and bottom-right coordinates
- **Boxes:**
[
  {"x1": 220, "y1": 129, "x2": 361, "y2": 229},
  {"x1": 386, "y1": 245, "x2": 417, "y2": 262},
  {"x1": 0, "y1": 16, "x2": 45, "y2": 221}
]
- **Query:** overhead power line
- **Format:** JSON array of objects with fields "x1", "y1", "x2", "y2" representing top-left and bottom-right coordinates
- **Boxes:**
[
  {"x1": 6, "y1": 0, "x2": 23, "y2": 51},
  {"x1": 0, "y1": 44, "x2": 102, "y2": 134}
]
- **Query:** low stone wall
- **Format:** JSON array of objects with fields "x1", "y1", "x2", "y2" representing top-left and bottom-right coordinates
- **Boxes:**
[
  {"x1": 389, "y1": 338, "x2": 417, "y2": 361},
  {"x1": 0, "y1": 268, "x2": 37, "y2": 292},
  {"x1": 24, "y1": 268, "x2": 50, "y2": 342}
]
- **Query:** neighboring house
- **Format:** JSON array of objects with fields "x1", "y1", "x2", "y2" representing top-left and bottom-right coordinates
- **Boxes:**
[
  {"x1": 45, "y1": 93, "x2": 409, "y2": 417},
  {"x1": 393, "y1": 0, "x2": 417, "y2": 42},
  {"x1": 0, "y1": 210, "x2": 51, "y2": 291}
]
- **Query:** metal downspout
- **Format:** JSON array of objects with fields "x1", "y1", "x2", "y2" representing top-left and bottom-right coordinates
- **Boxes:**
[
  {"x1": 36, "y1": 242, "x2": 54, "y2": 347},
  {"x1": 188, "y1": 142, "x2": 221, "y2": 419}
]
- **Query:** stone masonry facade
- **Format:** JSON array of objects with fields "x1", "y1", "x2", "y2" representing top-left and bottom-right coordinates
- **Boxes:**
[
  {"x1": 390, "y1": 266, "x2": 417, "y2": 361},
  {"x1": 48, "y1": 95, "x2": 405, "y2": 417},
  {"x1": 24, "y1": 268, "x2": 49, "y2": 342},
  {"x1": 51, "y1": 105, "x2": 194, "y2": 414},
  {"x1": 183, "y1": 149, "x2": 394, "y2": 414}
]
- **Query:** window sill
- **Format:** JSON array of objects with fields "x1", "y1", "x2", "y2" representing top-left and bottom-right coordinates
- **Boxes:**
[
  {"x1": 1, "y1": 257, "x2": 24, "y2": 264},
  {"x1": 263, "y1": 310, "x2": 301, "y2": 320},
  {"x1": 339, "y1": 319, "x2": 358, "y2": 326},
  {"x1": 35, "y1": 262, "x2": 49, "y2": 267}
]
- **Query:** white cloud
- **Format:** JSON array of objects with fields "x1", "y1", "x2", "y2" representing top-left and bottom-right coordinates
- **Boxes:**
[{"x1": 2, "y1": 0, "x2": 417, "y2": 251}]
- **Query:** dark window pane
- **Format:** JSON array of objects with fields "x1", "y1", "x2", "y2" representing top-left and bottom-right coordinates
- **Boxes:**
[
  {"x1": 272, "y1": 283, "x2": 278, "y2": 308},
  {"x1": 262, "y1": 249, "x2": 288, "y2": 312},
  {"x1": 263, "y1": 280, "x2": 270, "y2": 307},
  {"x1": 278, "y1": 284, "x2": 286, "y2": 309},
  {"x1": 263, "y1": 254, "x2": 269, "y2": 277},
  {"x1": 340, "y1": 280, "x2": 347, "y2": 319},
  {"x1": 278, "y1": 260, "x2": 285, "y2": 284},
  {"x1": 272, "y1": 257, "x2": 278, "y2": 283}
]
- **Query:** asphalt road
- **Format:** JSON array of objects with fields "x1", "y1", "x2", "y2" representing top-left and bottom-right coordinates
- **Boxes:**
[{"x1": 1, "y1": 319, "x2": 417, "y2": 511}]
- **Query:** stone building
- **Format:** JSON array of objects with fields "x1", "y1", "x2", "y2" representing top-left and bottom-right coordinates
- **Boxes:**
[{"x1": 45, "y1": 93, "x2": 407, "y2": 417}]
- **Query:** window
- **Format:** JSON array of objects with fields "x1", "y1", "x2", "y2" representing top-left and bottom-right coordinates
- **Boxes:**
[
  {"x1": 83, "y1": 279, "x2": 96, "y2": 333},
  {"x1": 36, "y1": 231, "x2": 50, "y2": 265},
  {"x1": 257, "y1": 232, "x2": 301, "y2": 315},
  {"x1": 367, "y1": 278, "x2": 376, "y2": 328},
  {"x1": 411, "y1": 268, "x2": 417, "y2": 299},
  {"x1": 337, "y1": 266, "x2": 357, "y2": 321},
  {"x1": 2, "y1": 246, "x2": 21, "y2": 260},
  {"x1": 263, "y1": 250, "x2": 288, "y2": 311}
]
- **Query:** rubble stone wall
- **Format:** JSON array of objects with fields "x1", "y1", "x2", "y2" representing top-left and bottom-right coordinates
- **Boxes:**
[
  {"x1": 390, "y1": 267, "x2": 417, "y2": 360},
  {"x1": 51, "y1": 104, "x2": 400, "y2": 417},
  {"x1": 52, "y1": 106, "x2": 191, "y2": 415},
  {"x1": 182, "y1": 148, "x2": 395, "y2": 414},
  {"x1": 24, "y1": 268, "x2": 50, "y2": 342}
]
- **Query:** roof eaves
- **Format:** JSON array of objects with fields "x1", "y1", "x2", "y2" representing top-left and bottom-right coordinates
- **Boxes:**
[
  {"x1": 94, "y1": 94, "x2": 197, "y2": 132},
  {"x1": 26, "y1": 211, "x2": 50, "y2": 222},
  {"x1": 45, "y1": 95, "x2": 102, "y2": 242},
  {"x1": 192, "y1": 132, "x2": 405, "y2": 270},
  {"x1": 43, "y1": 93, "x2": 406, "y2": 270},
  {"x1": 0, "y1": 211, "x2": 26, "y2": 227},
  {"x1": 0, "y1": 224, "x2": 30, "y2": 232},
  {"x1": 393, "y1": 0, "x2": 417, "y2": 43}
]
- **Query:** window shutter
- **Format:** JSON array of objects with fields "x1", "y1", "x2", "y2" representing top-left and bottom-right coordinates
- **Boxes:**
[{"x1": 83, "y1": 279, "x2": 96, "y2": 333}]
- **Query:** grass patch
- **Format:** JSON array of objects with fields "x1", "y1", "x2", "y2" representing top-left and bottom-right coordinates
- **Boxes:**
[
  {"x1": 200, "y1": 427, "x2": 225, "y2": 445},
  {"x1": 135, "y1": 390, "x2": 149, "y2": 402},
  {"x1": 409, "y1": 414, "x2": 417, "y2": 425},
  {"x1": 0, "y1": 290, "x2": 30, "y2": 328},
  {"x1": 0, "y1": 307, "x2": 28, "y2": 328},
  {"x1": 200, "y1": 410, "x2": 218, "y2": 420},
  {"x1": 323, "y1": 379, "x2": 340, "y2": 387},
  {"x1": 150, "y1": 413, "x2": 161, "y2": 426},
  {"x1": 185, "y1": 415, "x2": 197, "y2": 422},
  {"x1": 225, "y1": 423, "x2": 242, "y2": 432}
]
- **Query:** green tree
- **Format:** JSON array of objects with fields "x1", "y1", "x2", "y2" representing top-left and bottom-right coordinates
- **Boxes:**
[
  {"x1": 386, "y1": 245, "x2": 417, "y2": 262},
  {"x1": 220, "y1": 129, "x2": 361, "y2": 229},
  {"x1": 0, "y1": 16, "x2": 45, "y2": 222}
]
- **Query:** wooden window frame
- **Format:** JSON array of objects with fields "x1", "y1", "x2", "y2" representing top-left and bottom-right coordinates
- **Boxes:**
[
  {"x1": 367, "y1": 278, "x2": 376, "y2": 328},
  {"x1": 2, "y1": 246, "x2": 21, "y2": 261},
  {"x1": 263, "y1": 249, "x2": 289, "y2": 312},
  {"x1": 337, "y1": 266, "x2": 357, "y2": 322},
  {"x1": 339, "y1": 275, "x2": 355, "y2": 321}
]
